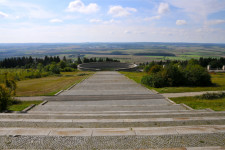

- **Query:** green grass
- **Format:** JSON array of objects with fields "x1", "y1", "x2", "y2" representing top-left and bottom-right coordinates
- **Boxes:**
[
  {"x1": 120, "y1": 72, "x2": 225, "y2": 93},
  {"x1": 170, "y1": 96, "x2": 225, "y2": 111},
  {"x1": 16, "y1": 71, "x2": 93, "y2": 97},
  {"x1": 8, "y1": 101, "x2": 43, "y2": 111}
]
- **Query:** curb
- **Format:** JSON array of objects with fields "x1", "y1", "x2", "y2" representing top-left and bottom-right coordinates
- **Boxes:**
[
  {"x1": 64, "y1": 73, "x2": 93, "y2": 92},
  {"x1": 54, "y1": 90, "x2": 64, "y2": 96},
  {"x1": 39, "y1": 100, "x2": 48, "y2": 106},
  {"x1": 21, "y1": 104, "x2": 36, "y2": 113},
  {"x1": 180, "y1": 103, "x2": 194, "y2": 110},
  {"x1": 205, "y1": 108, "x2": 215, "y2": 112},
  {"x1": 165, "y1": 98, "x2": 176, "y2": 104}
]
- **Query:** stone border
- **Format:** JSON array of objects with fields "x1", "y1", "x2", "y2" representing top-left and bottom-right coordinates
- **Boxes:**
[
  {"x1": 1, "y1": 125, "x2": 225, "y2": 137},
  {"x1": 21, "y1": 104, "x2": 36, "y2": 113},
  {"x1": 39, "y1": 100, "x2": 48, "y2": 106},
  {"x1": 164, "y1": 98, "x2": 176, "y2": 104},
  {"x1": 180, "y1": 103, "x2": 194, "y2": 110},
  {"x1": 54, "y1": 90, "x2": 64, "y2": 96}
]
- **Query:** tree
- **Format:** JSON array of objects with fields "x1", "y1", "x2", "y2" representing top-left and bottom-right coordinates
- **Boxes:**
[
  {"x1": 77, "y1": 56, "x2": 82, "y2": 64},
  {"x1": 0, "y1": 85, "x2": 11, "y2": 111},
  {"x1": 49, "y1": 63, "x2": 60, "y2": 74},
  {"x1": 59, "y1": 61, "x2": 66, "y2": 69}
]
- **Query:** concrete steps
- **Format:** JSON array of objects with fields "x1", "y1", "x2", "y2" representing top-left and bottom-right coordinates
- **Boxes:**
[
  {"x1": 0, "y1": 126, "x2": 225, "y2": 149},
  {"x1": 1, "y1": 111, "x2": 225, "y2": 119},
  {"x1": 45, "y1": 94, "x2": 165, "y2": 101},
  {"x1": 0, "y1": 117, "x2": 224, "y2": 128},
  {"x1": 30, "y1": 104, "x2": 187, "y2": 112},
  {"x1": 1, "y1": 71, "x2": 224, "y2": 149}
]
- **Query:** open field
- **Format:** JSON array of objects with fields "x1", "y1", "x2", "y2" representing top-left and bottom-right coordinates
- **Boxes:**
[
  {"x1": 16, "y1": 71, "x2": 93, "y2": 97},
  {"x1": 170, "y1": 96, "x2": 225, "y2": 111},
  {"x1": 121, "y1": 72, "x2": 225, "y2": 93},
  {"x1": 9, "y1": 101, "x2": 43, "y2": 111},
  {"x1": 1, "y1": 43, "x2": 224, "y2": 63}
]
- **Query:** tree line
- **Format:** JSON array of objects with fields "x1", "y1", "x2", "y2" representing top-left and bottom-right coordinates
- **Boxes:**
[
  {"x1": 139, "y1": 57, "x2": 225, "y2": 69},
  {"x1": 0, "y1": 56, "x2": 61, "y2": 68}
]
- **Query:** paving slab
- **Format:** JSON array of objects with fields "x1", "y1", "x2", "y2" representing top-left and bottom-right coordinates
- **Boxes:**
[{"x1": 49, "y1": 128, "x2": 92, "y2": 136}]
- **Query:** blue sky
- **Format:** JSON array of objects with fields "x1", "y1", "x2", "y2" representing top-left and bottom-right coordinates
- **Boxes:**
[{"x1": 0, "y1": 0, "x2": 225, "y2": 43}]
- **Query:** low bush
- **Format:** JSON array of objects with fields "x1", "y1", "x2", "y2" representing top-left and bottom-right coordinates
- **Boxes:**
[
  {"x1": 77, "y1": 73, "x2": 88, "y2": 76},
  {"x1": 141, "y1": 63, "x2": 212, "y2": 88},
  {"x1": 0, "y1": 85, "x2": 12, "y2": 111},
  {"x1": 61, "y1": 67, "x2": 74, "y2": 72},
  {"x1": 197, "y1": 92, "x2": 225, "y2": 100},
  {"x1": 141, "y1": 74, "x2": 164, "y2": 88}
]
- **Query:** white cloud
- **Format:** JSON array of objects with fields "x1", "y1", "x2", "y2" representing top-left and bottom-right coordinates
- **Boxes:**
[
  {"x1": 0, "y1": 11, "x2": 8, "y2": 18},
  {"x1": 206, "y1": 20, "x2": 225, "y2": 26},
  {"x1": 67, "y1": 0, "x2": 99, "y2": 14},
  {"x1": 89, "y1": 19, "x2": 102, "y2": 23},
  {"x1": 0, "y1": 1, "x2": 55, "y2": 19},
  {"x1": 103, "y1": 19, "x2": 120, "y2": 24},
  {"x1": 108, "y1": 5, "x2": 137, "y2": 17},
  {"x1": 49, "y1": 19, "x2": 63, "y2": 23},
  {"x1": 158, "y1": 3, "x2": 170, "y2": 14},
  {"x1": 144, "y1": 15, "x2": 161, "y2": 21},
  {"x1": 167, "y1": 0, "x2": 225, "y2": 20},
  {"x1": 176, "y1": 20, "x2": 187, "y2": 25}
]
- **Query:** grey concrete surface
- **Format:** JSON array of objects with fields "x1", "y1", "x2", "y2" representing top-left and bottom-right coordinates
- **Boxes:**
[
  {"x1": 2, "y1": 71, "x2": 225, "y2": 149},
  {"x1": 60, "y1": 71, "x2": 154, "y2": 96}
]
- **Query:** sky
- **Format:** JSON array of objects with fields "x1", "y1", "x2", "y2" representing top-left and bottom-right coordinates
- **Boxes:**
[{"x1": 0, "y1": 0, "x2": 225, "y2": 43}]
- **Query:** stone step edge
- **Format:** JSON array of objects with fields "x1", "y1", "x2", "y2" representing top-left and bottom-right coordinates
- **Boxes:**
[
  {"x1": 1, "y1": 116, "x2": 225, "y2": 123},
  {"x1": 28, "y1": 110, "x2": 208, "y2": 114},
  {"x1": 5, "y1": 147, "x2": 225, "y2": 150},
  {"x1": 0, "y1": 125, "x2": 224, "y2": 137},
  {"x1": 2, "y1": 111, "x2": 225, "y2": 116},
  {"x1": 33, "y1": 104, "x2": 180, "y2": 107}
]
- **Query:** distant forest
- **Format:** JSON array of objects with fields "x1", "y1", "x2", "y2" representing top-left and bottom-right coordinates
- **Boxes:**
[
  {"x1": 0, "y1": 56, "x2": 120, "y2": 69},
  {"x1": 140, "y1": 57, "x2": 225, "y2": 69},
  {"x1": 0, "y1": 56, "x2": 61, "y2": 68}
]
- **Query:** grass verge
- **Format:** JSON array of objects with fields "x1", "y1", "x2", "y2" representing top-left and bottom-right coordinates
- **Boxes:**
[
  {"x1": 16, "y1": 71, "x2": 93, "y2": 97},
  {"x1": 120, "y1": 72, "x2": 225, "y2": 93},
  {"x1": 8, "y1": 101, "x2": 43, "y2": 111},
  {"x1": 170, "y1": 96, "x2": 225, "y2": 111}
]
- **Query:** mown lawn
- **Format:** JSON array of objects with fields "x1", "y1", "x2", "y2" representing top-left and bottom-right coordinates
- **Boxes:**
[
  {"x1": 8, "y1": 101, "x2": 43, "y2": 111},
  {"x1": 16, "y1": 71, "x2": 93, "y2": 97},
  {"x1": 120, "y1": 72, "x2": 225, "y2": 93},
  {"x1": 170, "y1": 96, "x2": 225, "y2": 111}
]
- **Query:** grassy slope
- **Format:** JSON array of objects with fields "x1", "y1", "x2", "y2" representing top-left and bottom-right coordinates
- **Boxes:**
[
  {"x1": 120, "y1": 72, "x2": 225, "y2": 93},
  {"x1": 16, "y1": 71, "x2": 93, "y2": 97},
  {"x1": 170, "y1": 97, "x2": 225, "y2": 111},
  {"x1": 9, "y1": 101, "x2": 43, "y2": 111}
]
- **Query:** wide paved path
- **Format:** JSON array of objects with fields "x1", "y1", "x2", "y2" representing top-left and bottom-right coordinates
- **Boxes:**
[
  {"x1": 61, "y1": 71, "x2": 154, "y2": 96},
  {"x1": 31, "y1": 71, "x2": 186, "y2": 112}
]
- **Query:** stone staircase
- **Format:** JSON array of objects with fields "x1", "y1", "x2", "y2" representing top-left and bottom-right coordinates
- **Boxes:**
[{"x1": 0, "y1": 71, "x2": 224, "y2": 149}]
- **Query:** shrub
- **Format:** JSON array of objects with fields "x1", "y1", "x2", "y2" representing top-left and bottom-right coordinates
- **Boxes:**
[
  {"x1": 144, "y1": 62, "x2": 156, "y2": 72},
  {"x1": 161, "y1": 65, "x2": 184, "y2": 87},
  {"x1": 49, "y1": 63, "x2": 60, "y2": 74},
  {"x1": 197, "y1": 92, "x2": 225, "y2": 100},
  {"x1": 0, "y1": 85, "x2": 11, "y2": 111},
  {"x1": 141, "y1": 63, "x2": 212, "y2": 88},
  {"x1": 77, "y1": 73, "x2": 88, "y2": 76},
  {"x1": 184, "y1": 64, "x2": 212, "y2": 86},
  {"x1": 61, "y1": 67, "x2": 74, "y2": 72},
  {"x1": 141, "y1": 74, "x2": 165, "y2": 88},
  {"x1": 148, "y1": 65, "x2": 162, "y2": 74}
]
